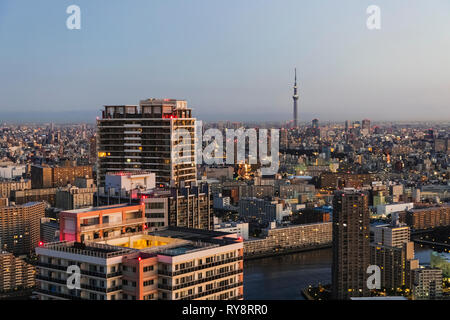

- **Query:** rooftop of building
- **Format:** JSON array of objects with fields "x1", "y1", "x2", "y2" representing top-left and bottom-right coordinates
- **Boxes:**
[
  {"x1": 0, "y1": 201, "x2": 46, "y2": 209},
  {"x1": 62, "y1": 203, "x2": 141, "y2": 214},
  {"x1": 39, "y1": 241, "x2": 137, "y2": 259},
  {"x1": 106, "y1": 171, "x2": 154, "y2": 177},
  {"x1": 151, "y1": 226, "x2": 235, "y2": 242},
  {"x1": 408, "y1": 203, "x2": 450, "y2": 212},
  {"x1": 39, "y1": 227, "x2": 241, "y2": 258},
  {"x1": 350, "y1": 297, "x2": 408, "y2": 300}
]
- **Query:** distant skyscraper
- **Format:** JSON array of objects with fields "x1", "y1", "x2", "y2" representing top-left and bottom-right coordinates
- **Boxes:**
[
  {"x1": 312, "y1": 118, "x2": 319, "y2": 129},
  {"x1": 292, "y1": 68, "x2": 299, "y2": 128},
  {"x1": 362, "y1": 119, "x2": 371, "y2": 133},
  {"x1": 332, "y1": 190, "x2": 371, "y2": 300},
  {"x1": 345, "y1": 120, "x2": 351, "y2": 132}
]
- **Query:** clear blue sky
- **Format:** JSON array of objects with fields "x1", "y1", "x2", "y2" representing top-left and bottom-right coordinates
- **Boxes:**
[{"x1": 1, "y1": 0, "x2": 450, "y2": 122}]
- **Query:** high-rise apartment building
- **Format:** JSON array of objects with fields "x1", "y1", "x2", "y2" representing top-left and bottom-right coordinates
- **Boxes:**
[
  {"x1": 332, "y1": 190, "x2": 371, "y2": 300},
  {"x1": 0, "y1": 202, "x2": 46, "y2": 255},
  {"x1": 0, "y1": 251, "x2": 36, "y2": 293},
  {"x1": 370, "y1": 242, "x2": 419, "y2": 293},
  {"x1": 167, "y1": 184, "x2": 214, "y2": 230},
  {"x1": 97, "y1": 99, "x2": 196, "y2": 188}
]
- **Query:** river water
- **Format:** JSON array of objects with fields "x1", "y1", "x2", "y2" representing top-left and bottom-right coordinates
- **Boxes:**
[{"x1": 243, "y1": 245, "x2": 435, "y2": 300}]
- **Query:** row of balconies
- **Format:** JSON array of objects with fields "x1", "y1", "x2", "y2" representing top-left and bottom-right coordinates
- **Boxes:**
[
  {"x1": 179, "y1": 281, "x2": 243, "y2": 300},
  {"x1": 158, "y1": 269, "x2": 243, "y2": 291},
  {"x1": 37, "y1": 262, "x2": 122, "y2": 279},
  {"x1": 158, "y1": 256, "x2": 243, "y2": 277}
]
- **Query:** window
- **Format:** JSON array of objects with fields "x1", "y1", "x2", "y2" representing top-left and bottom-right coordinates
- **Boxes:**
[
  {"x1": 147, "y1": 202, "x2": 164, "y2": 210},
  {"x1": 143, "y1": 266, "x2": 154, "y2": 272},
  {"x1": 144, "y1": 280, "x2": 154, "y2": 286}
]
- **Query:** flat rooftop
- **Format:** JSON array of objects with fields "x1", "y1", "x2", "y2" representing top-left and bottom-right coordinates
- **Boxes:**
[
  {"x1": 39, "y1": 241, "x2": 136, "y2": 259},
  {"x1": 38, "y1": 227, "x2": 241, "y2": 258},
  {"x1": 63, "y1": 203, "x2": 140, "y2": 214},
  {"x1": 151, "y1": 227, "x2": 234, "y2": 242},
  {"x1": 350, "y1": 297, "x2": 408, "y2": 300}
]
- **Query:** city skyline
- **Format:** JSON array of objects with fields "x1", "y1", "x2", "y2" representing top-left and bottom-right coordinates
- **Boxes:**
[{"x1": 1, "y1": 0, "x2": 450, "y2": 122}]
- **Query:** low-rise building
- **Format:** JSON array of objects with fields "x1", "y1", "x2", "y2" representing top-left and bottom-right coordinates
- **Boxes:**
[
  {"x1": 214, "y1": 222, "x2": 249, "y2": 240},
  {"x1": 59, "y1": 203, "x2": 146, "y2": 243},
  {"x1": 244, "y1": 222, "x2": 332, "y2": 258},
  {"x1": 55, "y1": 186, "x2": 96, "y2": 210}
]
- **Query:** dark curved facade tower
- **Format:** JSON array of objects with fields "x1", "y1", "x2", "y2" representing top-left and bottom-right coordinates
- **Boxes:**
[{"x1": 332, "y1": 190, "x2": 370, "y2": 300}]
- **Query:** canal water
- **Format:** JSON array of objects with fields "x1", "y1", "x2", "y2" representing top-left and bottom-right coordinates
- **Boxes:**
[
  {"x1": 243, "y1": 248, "x2": 332, "y2": 300},
  {"x1": 243, "y1": 245, "x2": 435, "y2": 300}
]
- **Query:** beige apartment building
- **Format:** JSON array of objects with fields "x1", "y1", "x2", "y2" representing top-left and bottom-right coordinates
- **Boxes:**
[
  {"x1": 35, "y1": 228, "x2": 244, "y2": 300},
  {"x1": 244, "y1": 222, "x2": 332, "y2": 258},
  {"x1": 0, "y1": 202, "x2": 46, "y2": 255},
  {"x1": 0, "y1": 251, "x2": 36, "y2": 293}
]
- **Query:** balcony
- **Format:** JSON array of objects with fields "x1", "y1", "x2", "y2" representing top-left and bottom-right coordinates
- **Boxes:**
[
  {"x1": 158, "y1": 256, "x2": 243, "y2": 277},
  {"x1": 179, "y1": 282, "x2": 244, "y2": 300},
  {"x1": 37, "y1": 262, "x2": 122, "y2": 279},
  {"x1": 36, "y1": 289, "x2": 83, "y2": 300},
  {"x1": 158, "y1": 269, "x2": 243, "y2": 291}
]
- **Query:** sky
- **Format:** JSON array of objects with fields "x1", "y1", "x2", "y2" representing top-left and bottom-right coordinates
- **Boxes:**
[{"x1": 1, "y1": 0, "x2": 450, "y2": 123}]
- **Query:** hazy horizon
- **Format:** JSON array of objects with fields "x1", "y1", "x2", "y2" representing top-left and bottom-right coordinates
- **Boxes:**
[{"x1": 1, "y1": 0, "x2": 450, "y2": 123}]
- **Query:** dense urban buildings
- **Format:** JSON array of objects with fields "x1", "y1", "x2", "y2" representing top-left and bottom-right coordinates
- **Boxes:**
[{"x1": 1, "y1": 104, "x2": 450, "y2": 301}]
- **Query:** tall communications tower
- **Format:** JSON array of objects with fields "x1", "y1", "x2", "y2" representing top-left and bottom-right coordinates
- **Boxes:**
[{"x1": 293, "y1": 68, "x2": 299, "y2": 128}]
